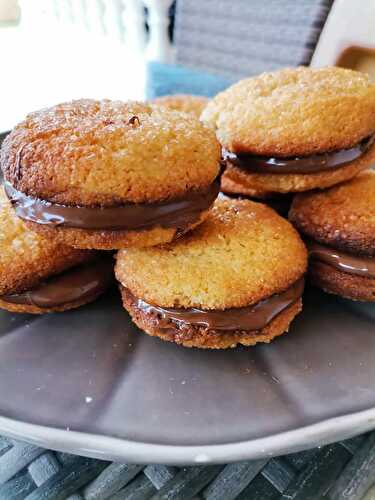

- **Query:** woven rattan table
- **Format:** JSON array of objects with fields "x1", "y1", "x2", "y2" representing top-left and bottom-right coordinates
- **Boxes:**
[
  {"x1": 0, "y1": 432, "x2": 375, "y2": 499},
  {"x1": 0, "y1": 62, "x2": 374, "y2": 500}
]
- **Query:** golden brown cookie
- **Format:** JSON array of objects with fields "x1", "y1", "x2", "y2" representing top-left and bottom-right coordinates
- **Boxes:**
[
  {"x1": 0, "y1": 187, "x2": 113, "y2": 313},
  {"x1": 2, "y1": 99, "x2": 221, "y2": 249},
  {"x1": 289, "y1": 171, "x2": 375, "y2": 301},
  {"x1": 151, "y1": 94, "x2": 209, "y2": 118},
  {"x1": 202, "y1": 67, "x2": 375, "y2": 193},
  {"x1": 116, "y1": 198, "x2": 307, "y2": 348}
]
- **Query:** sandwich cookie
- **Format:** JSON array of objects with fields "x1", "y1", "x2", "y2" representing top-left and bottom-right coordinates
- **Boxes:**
[
  {"x1": 1, "y1": 99, "x2": 221, "y2": 249},
  {"x1": 116, "y1": 198, "x2": 307, "y2": 348},
  {"x1": 201, "y1": 67, "x2": 375, "y2": 194},
  {"x1": 0, "y1": 187, "x2": 113, "y2": 314},
  {"x1": 289, "y1": 171, "x2": 375, "y2": 302},
  {"x1": 151, "y1": 94, "x2": 209, "y2": 118}
]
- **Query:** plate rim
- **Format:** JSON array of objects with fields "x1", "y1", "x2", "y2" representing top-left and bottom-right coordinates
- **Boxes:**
[{"x1": 0, "y1": 406, "x2": 375, "y2": 465}]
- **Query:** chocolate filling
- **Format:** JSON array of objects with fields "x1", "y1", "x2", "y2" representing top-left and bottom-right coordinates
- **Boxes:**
[
  {"x1": 1, "y1": 257, "x2": 114, "y2": 308},
  {"x1": 308, "y1": 241, "x2": 375, "y2": 279},
  {"x1": 129, "y1": 278, "x2": 304, "y2": 332},
  {"x1": 4, "y1": 176, "x2": 220, "y2": 231},
  {"x1": 223, "y1": 134, "x2": 375, "y2": 175}
]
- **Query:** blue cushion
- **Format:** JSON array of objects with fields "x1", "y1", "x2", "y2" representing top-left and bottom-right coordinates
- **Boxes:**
[{"x1": 146, "y1": 62, "x2": 233, "y2": 99}]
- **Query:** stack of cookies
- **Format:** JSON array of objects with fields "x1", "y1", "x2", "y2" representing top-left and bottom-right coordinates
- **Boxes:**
[
  {"x1": 202, "y1": 66, "x2": 375, "y2": 307},
  {"x1": 1, "y1": 66, "x2": 373, "y2": 348}
]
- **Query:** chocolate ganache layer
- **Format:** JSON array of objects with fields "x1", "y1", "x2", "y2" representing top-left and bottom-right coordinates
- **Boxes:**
[
  {"x1": 1, "y1": 257, "x2": 114, "y2": 308},
  {"x1": 308, "y1": 241, "x2": 375, "y2": 279},
  {"x1": 128, "y1": 278, "x2": 304, "y2": 332},
  {"x1": 4, "y1": 176, "x2": 220, "y2": 231},
  {"x1": 223, "y1": 134, "x2": 375, "y2": 175}
]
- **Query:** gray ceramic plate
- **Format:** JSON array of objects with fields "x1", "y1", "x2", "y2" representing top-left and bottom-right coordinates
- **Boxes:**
[{"x1": 0, "y1": 287, "x2": 374, "y2": 464}]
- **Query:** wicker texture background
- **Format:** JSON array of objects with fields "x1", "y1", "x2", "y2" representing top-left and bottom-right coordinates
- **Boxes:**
[
  {"x1": 174, "y1": 0, "x2": 333, "y2": 79},
  {"x1": 0, "y1": 432, "x2": 374, "y2": 499}
]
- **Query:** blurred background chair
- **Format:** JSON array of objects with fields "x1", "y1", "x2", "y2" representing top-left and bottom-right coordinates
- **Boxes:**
[{"x1": 174, "y1": 0, "x2": 333, "y2": 79}]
